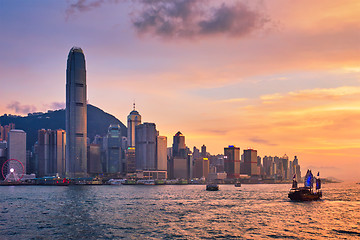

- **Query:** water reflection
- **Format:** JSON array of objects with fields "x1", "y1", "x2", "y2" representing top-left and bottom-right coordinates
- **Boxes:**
[{"x1": 1, "y1": 183, "x2": 359, "y2": 239}]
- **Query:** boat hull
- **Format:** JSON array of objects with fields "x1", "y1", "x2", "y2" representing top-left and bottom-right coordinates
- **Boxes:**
[{"x1": 288, "y1": 188, "x2": 322, "y2": 201}]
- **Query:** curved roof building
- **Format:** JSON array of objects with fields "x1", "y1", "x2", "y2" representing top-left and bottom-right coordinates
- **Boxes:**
[{"x1": 66, "y1": 47, "x2": 87, "y2": 177}]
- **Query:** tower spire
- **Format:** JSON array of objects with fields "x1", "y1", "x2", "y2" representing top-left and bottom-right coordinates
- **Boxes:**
[{"x1": 133, "y1": 100, "x2": 136, "y2": 110}]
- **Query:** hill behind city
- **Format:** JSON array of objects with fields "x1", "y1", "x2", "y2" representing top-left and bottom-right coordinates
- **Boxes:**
[{"x1": 0, "y1": 104, "x2": 127, "y2": 150}]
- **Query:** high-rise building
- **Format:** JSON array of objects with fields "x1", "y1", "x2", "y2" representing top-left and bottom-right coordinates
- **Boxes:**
[
  {"x1": 126, "y1": 147, "x2": 136, "y2": 173},
  {"x1": 8, "y1": 129, "x2": 26, "y2": 173},
  {"x1": 201, "y1": 144, "x2": 207, "y2": 158},
  {"x1": 194, "y1": 157, "x2": 210, "y2": 179},
  {"x1": 172, "y1": 131, "x2": 186, "y2": 158},
  {"x1": 66, "y1": 47, "x2": 87, "y2": 178},
  {"x1": 193, "y1": 146, "x2": 200, "y2": 159},
  {"x1": 156, "y1": 136, "x2": 167, "y2": 171},
  {"x1": 135, "y1": 123, "x2": 157, "y2": 170},
  {"x1": 36, "y1": 129, "x2": 66, "y2": 177},
  {"x1": 224, "y1": 145, "x2": 240, "y2": 179},
  {"x1": 1, "y1": 123, "x2": 15, "y2": 142},
  {"x1": 243, "y1": 149, "x2": 260, "y2": 176},
  {"x1": 104, "y1": 124, "x2": 122, "y2": 174},
  {"x1": 0, "y1": 125, "x2": 3, "y2": 141},
  {"x1": 280, "y1": 154, "x2": 289, "y2": 180},
  {"x1": 127, "y1": 104, "x2": 141, "y2": 147},
  {"x1": 169, "y1": 131, "x2": 191, "y2": 179},
  {"x1": 0, "y1": 141, "x2": 7, "y2": 180},
  {"x1": 87, "y1": 144, "x2": 102, "y2": 175}
]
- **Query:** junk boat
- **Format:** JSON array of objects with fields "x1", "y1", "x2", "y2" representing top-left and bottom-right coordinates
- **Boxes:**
[
  {"x1": 288, "y1": 170, "x2": 322, "y2": 201},
  {"x1": 206, "y1": 183, "x2": 219, "y2": 191}
]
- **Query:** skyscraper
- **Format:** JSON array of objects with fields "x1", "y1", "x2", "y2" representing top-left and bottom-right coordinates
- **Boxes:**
[
  {"x1": 172, "y1": 131, "x2": 186, "y2": 158},
  {"x1": 36, "y1": 129, "x2": 66, "y2": 177},
  {"x1": 156, "y1": 136, "x2": 167, "y2": 171},
  {"x1": 135, "y1": 122, "x2": 157, "y2": 170},
  {"x1": 8, "y1": 129, "x2": 26, "y2": 173},
  {"x1": 224, "y1": 145, "x2": 240, "y2": 179},
  {"x1": 201, "y1": 144, "x2": 207, "y2": 158},
  {"x1": 104, "y1": 124, "x2": 122, "y2": 174},
  {"x1": 127, "y1": 104, "x2": 141, "y2": 147},
  {"x1": 243, "y1": 149, "x2": 260, "y2": 176},
  {"x1": 66, "y1": 47, "x2": 87, "y2": 178}
]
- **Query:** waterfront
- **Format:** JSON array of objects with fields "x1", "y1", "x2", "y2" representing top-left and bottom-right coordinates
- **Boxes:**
[{"x1": 1, "y1": 183, "x2": 359, "y2": 239}]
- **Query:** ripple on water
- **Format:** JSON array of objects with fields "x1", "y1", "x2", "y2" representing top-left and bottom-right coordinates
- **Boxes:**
[{"x1": 1, "y1": 183, "x2": 359, "y2": 239}]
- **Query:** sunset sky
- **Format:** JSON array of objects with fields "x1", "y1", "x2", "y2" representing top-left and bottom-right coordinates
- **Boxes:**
[{"x1": 1, "y1": 0, "x2": 360, "y2": 180}]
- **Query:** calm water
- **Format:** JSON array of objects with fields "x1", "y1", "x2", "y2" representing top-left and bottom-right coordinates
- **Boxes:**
[{"x1": 1, "y1": 183, "x2": 359, "y2": 239}]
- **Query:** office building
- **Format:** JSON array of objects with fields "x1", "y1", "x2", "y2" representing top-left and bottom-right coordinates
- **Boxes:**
[
  {"x1": 172, "y1": 131, "x2": 186, "y2": 158},
  {"x1": 8, "y1": 129, "x2": 26, "y2": 173},
  {"x1": 126, "y1": 147, "x2": 136, "y2": 173},
  {"x1": 104, "y1": 124, "x2": 122, "y2": 174},
  {"x1": 127, "y1": 104, "x2": 141, "y2": 147},
  {"x1": 36, "y1": 129, "x2": 66, "y2": 177},
  {"x1": 224, "y1": 145, "x2": 240, "y2": 179},
  {"x1": 243, "y1": 149, "x2": 260, "y2": 176},
  {"x1": 135, "y1": 122, "x2": 157, "y2": 170},
  {"x1": 156, "y1": 136, "x2": 167, "y2": 171},
  {"x1": 66, "y1": 47, "x2": 87, "y2": 178},
  {"x1": 194, "y1": 157, "x2": 210, "y2": 179},
  {"x1": 87, "y1": 144, "x2": 102, "y2": 175}
]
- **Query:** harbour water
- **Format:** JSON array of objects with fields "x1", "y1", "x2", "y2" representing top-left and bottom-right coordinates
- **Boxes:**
[{"x1": 1, "y1": 183, "x2": 359, "y2": 239}]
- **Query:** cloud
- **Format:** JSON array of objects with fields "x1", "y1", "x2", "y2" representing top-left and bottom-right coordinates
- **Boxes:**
[
  {"x1": 66, "y1": 0, "x2": 270, "y2": 38},
  {"x1": 132, "y1": 0, "x2": 270, "y2": 38},
  {"x1": 66, "y1": 0, "x2": 110, "y2": 19},
  {"x1": 249, "y1": 137, "x2": 278, "y2": 146},
  {"x1": 49, "y1": 102, "x2": 65, "y2": 110},
  {"x1": 7, "y1": 101, "x2": 37, "y2": 114}
]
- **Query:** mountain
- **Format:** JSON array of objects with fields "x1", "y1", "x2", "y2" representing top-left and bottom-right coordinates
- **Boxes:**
[{"x1": 0, "y1": 104, "x2": 127, "y2": 150}]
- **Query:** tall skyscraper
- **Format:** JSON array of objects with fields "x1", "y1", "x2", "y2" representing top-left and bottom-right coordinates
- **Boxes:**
[
  {"x1": 8, "y1": 129, "x2": 26, "y2": 173},
  {"x1": 127, "y1": 104, "x2": 141, "y2": 147},
  {"x1": 224, "y1": 145, "x2": 240, "y2": 179},
  {"x1": 135, "y1": 122, "x2": 157, "y2": 170},
  {"x1": 66, "y1": 47, "x2": 87, "y2": 178}
]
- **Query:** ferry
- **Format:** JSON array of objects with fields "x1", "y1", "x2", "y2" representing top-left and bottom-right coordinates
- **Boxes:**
[{"x1": 206, "y1": 183, "x2": 219, "y2": 191}]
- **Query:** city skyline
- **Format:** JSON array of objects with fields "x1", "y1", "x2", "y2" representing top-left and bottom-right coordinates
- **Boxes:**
[{"x1": 1, "y1": 1, "x2": 360, "y2": 180}]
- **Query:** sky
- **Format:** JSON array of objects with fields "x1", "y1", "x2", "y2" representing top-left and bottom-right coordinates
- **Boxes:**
[{"x1": 1, "y1": 0, "x2": 360, "y2": 181}]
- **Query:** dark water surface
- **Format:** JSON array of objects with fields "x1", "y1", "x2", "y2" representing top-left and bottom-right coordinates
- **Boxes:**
[{"x1": 1, "y1": 183, "x2": 359, "y2": 239}]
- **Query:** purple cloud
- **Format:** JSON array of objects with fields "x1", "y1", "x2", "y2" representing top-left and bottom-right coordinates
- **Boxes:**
[{"x1": 7, "y1": 101, "x2": 37, "y2": 114}]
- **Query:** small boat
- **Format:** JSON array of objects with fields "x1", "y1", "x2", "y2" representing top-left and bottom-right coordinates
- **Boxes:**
[
  {"x1": 288, "y1": 170, "x2": 322, "y2": 201},
  {"x1": 235, "y1": 182, "x2": 241, "y2": 187},
  {"x1": 206, "y1": 183, "x2": 219, "y2": 191}
]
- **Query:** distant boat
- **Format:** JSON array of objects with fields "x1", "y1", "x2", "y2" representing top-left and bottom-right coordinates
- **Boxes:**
[
  {"x1": 206, "y1": 183, "x2": 219, "y2": 191},
  {"x1": 235, "y1": 182, "x2": 241, "y2": 187},
  {"x1": 288, "y1": 170, "x2": 322, "y2": 201}
]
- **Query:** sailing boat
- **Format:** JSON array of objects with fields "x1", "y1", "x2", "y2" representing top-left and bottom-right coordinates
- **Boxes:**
[{"x1": 288, "y1": 170, "x2": 322, "y2": 201}]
